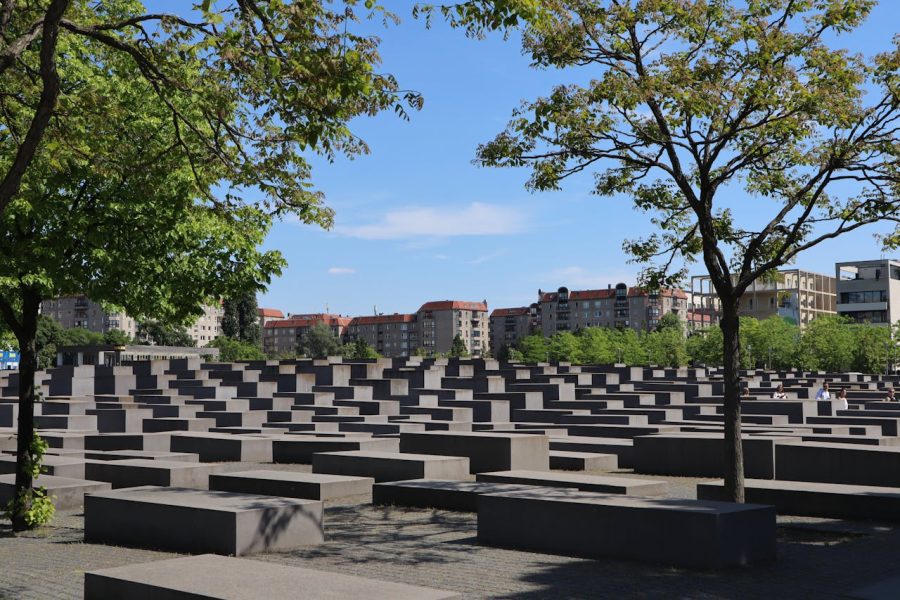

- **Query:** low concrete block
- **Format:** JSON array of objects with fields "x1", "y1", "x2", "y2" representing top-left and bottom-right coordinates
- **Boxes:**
[
  {"x1": 272, "y1": 437, "x2": 399, "y2": 464},
  {"x1": 775, "y1": 441, "x2": 900, "y2": 487},
  {"x1": 475, "y1": 470, "x2": 667, "y2": 496},
  {"x1": 169, "y1": 432, "x2": 273, "y2": 462},
  {"x1": 697, "y1": 478, "x2": 900, "y2": 521},
  {"x1": 0, "y1": 454, "x2": 85, "y2": 479},
  {"x1": 312, "y1": 450, "x2": 469, "y2": 482},
  {"x1": 399, "y1": 431, "x2": 549, "y2": 473},
  {"x1": 84, "y1": 554, "x2": 460, "y2": 599},
  {"x1": 85, "y1": 459, "x2": 225, "y2": 489},
  {"x1": 373, "y1": 479, "x2": 553, "y2": 511},
  {"x1": 549, "y1": 451, "x2": 617, "y2": 471},
  {"x1": 633, "y1": 433, "x2": 794, "y2": 479},
  {"x1": 210, "y1": 470, "x2": 373, "y2": 501},
  {"x1": 477, "y1": 488, "x2": 775, "y2": 568},
  {"x1": 0, "y1": 474, "x2": 110, "y2": 510},
  {"x1": 84, "y1": 486, "x2": 323, "y2": 555}
]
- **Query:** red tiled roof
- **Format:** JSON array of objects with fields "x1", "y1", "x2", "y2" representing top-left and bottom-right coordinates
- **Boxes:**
[
  {"x1": 687, "y1": 311, "x2": 715, "y2": 323},
  {"x1": 258, "y1": 308, "x2": 284, "y2": 318},
  {"x1": 264, "y1": 314, "x2": 350, "y2": 329},
  {"x1": 350, "y1": 314, "x2": 416, "y2": 326},
  {"x1": 570, "y1": 289, "x2": 615, "y2": 300},
  {"x1": 539, "y1": 292, "x2": 557, "y2": 303},
  {"x1": 491, "y1": 307, "x2": 529, "y2": 317},
  {"x1": 418, "y1": 300, "x2": 488, "y2": 312}
]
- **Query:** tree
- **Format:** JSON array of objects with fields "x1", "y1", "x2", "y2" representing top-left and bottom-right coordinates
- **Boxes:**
[
  {"x1": 578, "y1": 327, "x2": 616, "y2": 364},
  {"x1": 797, "y1": 315, "x2": 855, "y2": 372},
  {"x1": 102, "y1": 329, "x2": 133, "y2": 346},
  {"x1": 0, "y1": 1, "x2": 421, "y2": 219},
  {"x1": 205, "y1": 336, "x2": 266, "y2": 362},
  {"x1": 222, "y1": 293, "x2": 260, "y2": 345},
  {"x1": 1, "y1": 1, "x2": 417, "y2": 531},
  {"x1": 851, "y1": 323, "x2": 892, "y2": 374},
  {"x1": 686, "y1": 328, "x2": 723, "y2": 367},
  {"x1": 744, "y1": 317, "x2": 800, "y2": 370},
  {"x1": 449, "y1": 334, "x2": 470, "y2": 358},
  {"x1": 517, "y1": 334, "x2": 549, "y2": 363},
  {"x1": 137, "y1": 322, "x2": 196, "y2": 348},
  {"x1": 343, "y1": 338, "x2": 379, "y2": 359},
  {"x1": 642, "y1": 329, "x2": 688, "y2": 368},
  {"x1": 547, "y1": 331, "x2": 581, "y2": 362},
  {"x1": 656, "y1": 313, "x2": 683, "y2": 335},
  {"x1": 298, "y1": 322, "x2": 343, "y2": 358},
  {"x1": 440, "y1": 0, "x2": 900, "y2": 502}
]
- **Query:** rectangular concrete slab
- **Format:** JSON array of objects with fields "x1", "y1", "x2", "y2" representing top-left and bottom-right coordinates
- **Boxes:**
[
  {"x1": 549, "y1": 451, "x2": 618, "y2": 471},
  {"x1": 698, "y1": 478, "x2": 900, "y2": 521},
  {"x1": 169, "y1": 432, "x2": 273, "y2": 462},
  {"x1": 85, "y1": 459, "x2": 226, "y2": 489},
  {"x1": 84, "y1": 554, "x2": 460, "y2": 599},
  {"x1": 272, "y1": 437, "x2": 399, "y2": 464},
  {"x1": 477, "y1": 488, "x2": 776, "y2": 568},
  {"x1": 373, "y1": 479, "x2": 555, "y2": 511},
  {"x1": 399, "y1": 431, "x2": 549, "y2": 473},
  {"x1": 210, "y1": 470, "x2": 373, "y2": 501},
  {"x1": 84, "y1": 486, "x2": 323, "y2": 555},
  {"x1": 0, "y1": 474, "x2": 111, "y2": 510},
  {"x1": 475, "y1": 470, "x2": 668, "y2": 496},
  {"x1": 312, "y1": 450, "x2": 469, "y2": 482}
]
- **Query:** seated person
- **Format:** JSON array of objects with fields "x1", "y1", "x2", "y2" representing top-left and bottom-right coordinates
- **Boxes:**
[
  {"x1": 886, "y1": 388, "x2": 896, "y2": 402},
  {"x1": 833, "y1": 387, "x2": 849, "y2": 411},
  {"x1": 772, "y1": 383, "x2": 787, "y2": 399},
  {"x1": 815, "y1": 382, "x2": 831, "y2": 402}
]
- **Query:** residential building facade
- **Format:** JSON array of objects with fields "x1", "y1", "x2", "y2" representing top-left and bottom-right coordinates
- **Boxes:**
[
  {"x1": 42, "y1": 296, "x2": 139, "y2": 339},
  {"x1": 345, "y1": 314, "x2": 417, "y2": 357},
  {"x1": 417, "y1": 301, "x2": 489, "y2": 357},
  {"x1": 489, "y1": 307, "x2": 533, "y2": 355},
  {"x1": 836, "y1": 259, "x2": 900, "y2": 325},
  {"x1": 41, "y1": 295, "x2": 224, "y2": 345},
  {"x1": 690, "y1": 268, "x2": 836, "y2": 329},
  {"x1": 536, "y1": 284, "x2": 687, "y2": 334},
  {"x1": 258, "y1": 308, "x2": 285, "y2": 329},
  {"x1": 262, "y1": 314, "x2": 352, "y2": 355}
]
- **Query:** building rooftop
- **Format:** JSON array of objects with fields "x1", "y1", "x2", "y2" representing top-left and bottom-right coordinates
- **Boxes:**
[
  {"x1": 418, "y1": 300, "x2": 488, "y2": 312},
  {"x1": 490, "y1": 307, "x2": 530, "y2": 317},
  {"x1": 258, "y1": 308, "x2": 285, "y2": 318},
  {"x1": 350, "y1": 314, "x2": 416, "y2": 326},
  {"x1": 263, "y1": 314, "x2": 351, "y2": 329}
]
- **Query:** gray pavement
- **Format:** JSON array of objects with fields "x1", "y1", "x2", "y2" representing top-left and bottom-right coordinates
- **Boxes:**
[{"x1": 2, "y1": 467, "x2": 900, "y2": 599}]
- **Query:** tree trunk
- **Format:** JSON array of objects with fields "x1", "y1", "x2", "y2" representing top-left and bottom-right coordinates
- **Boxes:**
[
  {"x1": 11, "y1": 291, "x2": 40, "y2": 532},
  {"x1": 720, "y1": 299, "x2": 745, "y2": 503}
]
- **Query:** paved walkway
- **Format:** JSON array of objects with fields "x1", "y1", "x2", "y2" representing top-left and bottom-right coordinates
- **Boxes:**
[{"x1": 3, "y1": 470, "x2": 900, "y2": 598}]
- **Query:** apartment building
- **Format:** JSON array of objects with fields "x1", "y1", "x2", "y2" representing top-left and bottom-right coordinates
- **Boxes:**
[
  {"x1": 345, "y1": 314, "x2": 417, "y2": 357},
  {"x1": 489, "y1": 307, "x2": 533, "y2": 355},
  {"x1": 42, "y1": 296, "x2": 139, "y2": 339},
  {"x1": 836, "y1": 259, "x2": 900, "y2": 325},
  {"x1": 417, "y1": 300, "x2": 489, "y2": 357},
  {"x1": 262, "y1": 314, "x2": 352, "y2": 355},
  {"x1": 537, "y1": 284, "x2": 687, "y2": 334},
  {"x1": 258, "y1": 308, "x2": 285, "y2": 329},
  {"x1": 690, "y1": 268, "x2": 836, "y2": 329},
  {"x1": 41, "y1": 296, "x2": 224, "y2": 345}
]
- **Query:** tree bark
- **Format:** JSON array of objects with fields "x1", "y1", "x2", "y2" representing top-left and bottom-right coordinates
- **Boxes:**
[
  {"x1": 720, "y1": 298, "x2": 745, "y2": 503},
  {"x1": 11, "y1": 290, "x2": 41, "y2": 532}
]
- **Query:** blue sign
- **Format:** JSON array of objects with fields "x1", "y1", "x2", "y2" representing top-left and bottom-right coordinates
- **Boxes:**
[{"x1": 0, "y1": 350, "x2": 19, "y2": 369}]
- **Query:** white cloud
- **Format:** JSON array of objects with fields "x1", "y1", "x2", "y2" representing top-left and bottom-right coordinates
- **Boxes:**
[
  {"x1": 337, "y1": 202, "x2": 530, "y2": 240},
  {"x1": 542, "y1": 266, "x2": 636, "y2": 289},
  {"x1": 469, "y1": 249, "x2": 507, "y2": 265},
  {"x1": 328, "y1": 267, "x2": 356, "y2": 275}
]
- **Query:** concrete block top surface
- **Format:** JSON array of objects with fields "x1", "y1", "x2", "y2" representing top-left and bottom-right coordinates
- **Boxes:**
[
  {"x1": 214, "y1": 470, "x2": 374, "y2": 484},
  {"x1": 86, "y1": 554, "x2": 460, "y2": 599},
  {"x1": 0, "y1": 473, "x2": 108, "y2": 489},
  {"x1": 485, "y1": 487, "x2": 772, "y2": 514},
  {"x1": 317, "y1": 450, "x2": 467, "y2": 462},
  {"x1": 87, "y1": 486, "x2": 320, "y2": 511},
  {"x1": 480, "y1": 470, "x2": 662, "y2": 488},
  {"x1": 404, "y1": 431, "x2": 547, "y2": 440},
  {"x1": 702, "y1": 478, "x2": 900, "y2": 495}
]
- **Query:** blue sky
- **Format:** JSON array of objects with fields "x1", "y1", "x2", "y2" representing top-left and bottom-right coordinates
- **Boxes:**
[{"x1": 174, "y1": 2, "x2": 900, "y2": 316}]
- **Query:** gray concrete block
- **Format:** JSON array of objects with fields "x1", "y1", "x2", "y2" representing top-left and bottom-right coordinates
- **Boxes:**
[
  {"x1": 373, "y1": 479, "x2": 554, "y2": 511},
  {"x1": 775, "y1": 441, "x2": 900, "y2": 487},
  {"x1": 549, "y1": 450, "x2": 618, "y2": 471},
  {"x1": 84, "y1": 486, "x2": 323, "y2": 555},
  {"x1": 477, "y1": 488, "x2": 775, "y2": 568},
  {"x1": 475, "y1": 470, "x2": 667, "y2": 495},
  {"x1": 0, "y1": 474, "x2": 110, "y2": 510},
  {"x1": 399, "y1": 431, "x2": 549, "y2": 473},
  {"x1": 210, "y1": 470, "x2": 373, "y2": 501},
  {"x1": 272, "y1": 436, "x2": 399, "y2": 464},
  {"x1": 169, "y1": 432, "x2": 273, "y2": 462},
  {"x1": 633, "y1": 433, "x2": 795, "y2": 479},
  {"x1": 85, "y1": 459, "x2": 225, "y2": 489},
  {"x1": 84, "y1": 554, "x2": 460, "y2": 599},
  {"x1": 697, "y1": 478, "x2": 900, "y2": 521},
  {"x1": 312, "y1": 450, "x2": 469, "y2": 482}
]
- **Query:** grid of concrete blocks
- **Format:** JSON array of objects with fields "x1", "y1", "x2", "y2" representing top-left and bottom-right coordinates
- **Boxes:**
[{"x1": 2, "y1": 357, "x2": 900, "y2": 598}]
